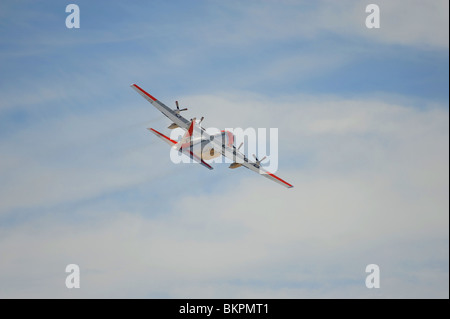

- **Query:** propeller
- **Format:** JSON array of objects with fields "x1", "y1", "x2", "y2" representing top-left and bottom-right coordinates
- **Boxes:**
[
  {"x1": 253, "y1": 154, "x2": 267, "y2": 167},
  {"x1": 174, "y1": 101, "x2": 188, "y2": 114},
  {"x1": 237, "y1": 142, "x2": 243, "y2": 151},
  {"x1": 199, "y1": 116, "x2": 204, "y2": 125}
]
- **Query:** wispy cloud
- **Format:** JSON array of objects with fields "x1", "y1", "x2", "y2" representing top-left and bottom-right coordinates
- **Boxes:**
[
  {"x1": 0, "y1": 92, "x2": 447, "y2": 298},
  {"x1": 171, "y1": 0, "x2": 449, "y2": 49},
  {"x1": 0, "y1": 0, "x2": 448, "y2": 298}
]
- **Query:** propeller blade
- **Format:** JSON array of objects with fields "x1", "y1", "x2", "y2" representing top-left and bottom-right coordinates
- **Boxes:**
[
  {"x1": 199, "y1": 116, "x2": 204, "y2": 124},
  {"x1": 180, "y1": 108, "x2": 188, "y2": 112},
  {"x1": 238, "y1": 142, "x2": 243, "y2": 151},
  {"x1": 175, "y1": 101, "x2": 179, "y2": 109},
  {"x1": 253, "y1": 154, "x2": 267, "y2": 167}
]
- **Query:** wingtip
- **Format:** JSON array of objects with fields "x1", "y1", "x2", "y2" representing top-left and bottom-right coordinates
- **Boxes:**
[{"x1": 131, "y1": 84, "x2": 157, "y2": 101}]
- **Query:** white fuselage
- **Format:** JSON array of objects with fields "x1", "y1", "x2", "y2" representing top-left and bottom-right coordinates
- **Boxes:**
[{"x1": 188, "y1": 131, "x2": 234, "y2": 160}]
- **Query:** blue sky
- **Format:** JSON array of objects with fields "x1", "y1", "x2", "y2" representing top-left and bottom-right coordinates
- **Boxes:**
[{"x1": 0, "y1": 0, "x2": 448, "y2": 298}]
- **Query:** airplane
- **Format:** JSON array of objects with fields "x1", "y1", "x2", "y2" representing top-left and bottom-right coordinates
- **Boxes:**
[{"x1": 131, "y1": 84, "x2": 293, "y2": 188}]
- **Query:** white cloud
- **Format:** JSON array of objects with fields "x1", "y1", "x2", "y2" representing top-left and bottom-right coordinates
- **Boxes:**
[
  {"x1": 186, "y1": 0, "x2": 449, "y2": 49},
  {"x1": 0, "y1": 92, "x2": 447, "y2": 298},
  {"x1": 0, "y1": 0, "x2": 447, "y2": 298},
  {"x1": 0, "y1": 104, "x2": 167, "y2": 214}
]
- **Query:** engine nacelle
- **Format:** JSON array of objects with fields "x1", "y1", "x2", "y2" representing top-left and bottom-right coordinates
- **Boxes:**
[
  {"x1": 229, "y1": 162, "x2": 242, "y2": 169},
  {"x1": 201, "y1": 144, "x2": 221, "y2": 160}
]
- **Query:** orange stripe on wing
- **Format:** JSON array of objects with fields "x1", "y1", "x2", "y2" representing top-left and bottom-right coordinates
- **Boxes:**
[
  {"x1": 132, "y1": 84, "x2": 157, "y2": 101},
  {"x1": 267, "y1": 172, "x2": 294, "y2": 188}
]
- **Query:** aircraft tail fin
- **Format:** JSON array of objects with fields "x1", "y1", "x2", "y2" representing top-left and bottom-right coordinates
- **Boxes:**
[{"x1": 177, "y1": 118, "x2": 196, "y2": 149}]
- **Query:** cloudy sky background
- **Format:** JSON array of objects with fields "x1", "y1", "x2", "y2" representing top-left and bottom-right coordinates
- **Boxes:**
[{"x1": 0, "y1": 0, "x2": 448, "y2": 298}]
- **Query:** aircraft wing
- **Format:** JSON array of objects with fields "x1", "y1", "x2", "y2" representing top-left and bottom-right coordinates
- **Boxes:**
[
  {"x1": 131, "y1": 84, "x2": 191, "y2": 131},
  {"x1": 208, "y1": 133, "x2": 294, "y2": 188}
]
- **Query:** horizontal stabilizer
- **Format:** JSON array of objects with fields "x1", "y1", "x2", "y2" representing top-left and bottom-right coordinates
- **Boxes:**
[{"x1": 147, "y1": 128, "x2": 177, "y2": 146}]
